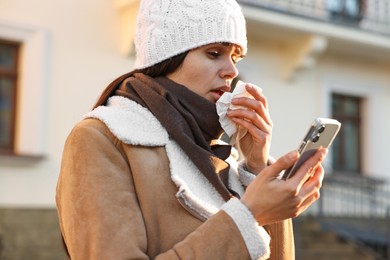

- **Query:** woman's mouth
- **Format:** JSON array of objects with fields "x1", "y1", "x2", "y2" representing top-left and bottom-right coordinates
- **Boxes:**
[{"x1": 211, "y1": 89, "x2": 225, "y2": 101}]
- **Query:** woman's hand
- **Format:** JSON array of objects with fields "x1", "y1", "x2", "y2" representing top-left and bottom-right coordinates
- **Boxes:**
[
  {"x1": 227, "y1": 83, "x2": 272, "y2": 174},
  {"x1": 240, "y1": 148, "x2": 327, "y2": 226}
]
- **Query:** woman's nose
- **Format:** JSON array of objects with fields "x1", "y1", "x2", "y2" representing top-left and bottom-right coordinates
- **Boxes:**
[{"x1": 220, "y1": 59, "x2": 239, "y2": 80}]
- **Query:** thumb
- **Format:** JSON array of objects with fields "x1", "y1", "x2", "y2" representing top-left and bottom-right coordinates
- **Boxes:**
[{"x1": 262, "y1": 150, "x2": 299, "y2": 178}]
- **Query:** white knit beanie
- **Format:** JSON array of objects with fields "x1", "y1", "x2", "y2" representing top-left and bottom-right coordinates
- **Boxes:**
[{"x1": 134, "y1": 0, "x2": 247, "y2": 69}]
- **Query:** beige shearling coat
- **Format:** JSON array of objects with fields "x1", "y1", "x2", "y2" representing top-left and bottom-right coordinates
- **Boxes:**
[{"x1": 56, "y1": 96, "x2": 294, "y2": 260}]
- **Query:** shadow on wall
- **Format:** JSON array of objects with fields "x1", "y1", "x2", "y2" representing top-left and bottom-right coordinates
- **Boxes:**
[{"x1": 0, "y1": 208, "x2": 68, "y2": 260}]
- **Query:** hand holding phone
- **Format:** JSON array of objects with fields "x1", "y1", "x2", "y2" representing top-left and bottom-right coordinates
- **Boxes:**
[{"x1": 282, "y1": 118, "x2": 341, "y2": 180}]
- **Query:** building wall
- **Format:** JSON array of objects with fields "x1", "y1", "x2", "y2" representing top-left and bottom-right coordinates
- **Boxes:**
[
  {"x1": 0, "y1": 208, "x2": 67, "y2": 259},
  {"x1": 0, "y1": 0, "x2": 389, "y2": 257},
  {"x1": 239, "y1": 32, "x2": 390, "y2": 178},
  {"x1": 319, "y1": 54, "x2": 390, "y2": 177},
  {"x1": 0, "y1": 0, "x2": 135, "y2": 207},
  {"x1": 1, "y1": 0, "x2": 389, "y2": 208}
]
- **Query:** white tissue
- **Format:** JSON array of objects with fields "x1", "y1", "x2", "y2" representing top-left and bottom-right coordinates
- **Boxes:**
[{"x1": 216, "y1": 80, "x2": 262, "y2": 145}]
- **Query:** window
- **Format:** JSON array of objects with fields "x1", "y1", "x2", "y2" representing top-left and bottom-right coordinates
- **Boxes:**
[
  {"x1": 332, "y1": 93, "x2": 362, "y2": 173},
  {"x1": 0, "y1": 40, "x2": 20, "y2": 153},
  {"x1": 0, "y1": 21, "x2": 47, "y2": 157},
  {"x1": 326, "y1": 0, "x2": 366, "y2": 22}
]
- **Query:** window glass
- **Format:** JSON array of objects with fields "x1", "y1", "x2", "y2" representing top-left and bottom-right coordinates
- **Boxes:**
[
  {"x1": 332, "y1": 93, "x2": 362, "y2": 173},
  {"x1": 0, "y1": 44, "x2": 17, "y2": 71},
  {"x1": 0, "y1": 40, "x2": 19, "y2": 152},
  {"x1": 344, "y1": 96, "x2": 359, "y2": 117},
  {"x1": 0, "y1": 78, "x2": 15, "y2": 149},
  {"x1": 345, "y1": 0, "x2": 360, "y2": 17},
  {"x1": 326, "y1": 0, "x2": 364, "y2": 21},
  {"x1": 343, "y1": 120, "x2": 360, "y2": 171}
]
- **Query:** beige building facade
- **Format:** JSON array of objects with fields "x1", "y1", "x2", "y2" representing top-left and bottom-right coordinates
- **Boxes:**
[
  {"x1": 0, "y1": 0, "x2": 389, "y2": 257},
  {"x1": 0, "y1": 0, "x2": 389, "y2": 207}
]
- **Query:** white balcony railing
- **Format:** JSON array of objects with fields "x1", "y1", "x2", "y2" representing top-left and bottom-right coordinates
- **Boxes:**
[{"x1": 238, "y1": 0, "x2": 390, "y2": 36}]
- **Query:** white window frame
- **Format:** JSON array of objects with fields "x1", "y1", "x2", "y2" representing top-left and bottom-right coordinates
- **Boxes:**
[
  {"x1": 322, "y1": 77, "x2": 377, "y2": 174},
  {"x1": 0, "y1": 20, "x2": 48, "y2": 157}
]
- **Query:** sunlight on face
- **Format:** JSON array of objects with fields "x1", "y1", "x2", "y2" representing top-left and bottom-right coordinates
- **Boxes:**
[{"x1": 167, "y1": 43, "x2": 244, "y2": 103}]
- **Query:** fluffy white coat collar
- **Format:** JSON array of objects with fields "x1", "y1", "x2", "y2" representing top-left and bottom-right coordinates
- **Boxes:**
[{"x1": 85, "y1": 96, "x2": 245, "y2": 220}]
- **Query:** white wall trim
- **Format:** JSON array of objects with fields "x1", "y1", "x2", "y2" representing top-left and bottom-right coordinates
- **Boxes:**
[
  {"x1": 242, "y1": 5, "x2": 390, "y2": 50},
  {"x1": 322, "y1": 76, "x2": 379, "y2": 175},
  {"x1": 0, "y1": 20, "x2": 48, "y2": 156}
]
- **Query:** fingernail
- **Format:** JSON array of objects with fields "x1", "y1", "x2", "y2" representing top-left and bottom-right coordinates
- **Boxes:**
[
  {"x1": 289, "y1": 150, "x2": 299, "y2": 160},
  {"x1": 247, "y1": 84, "x2": 263, "y2": 93},
  {"x1": 246, "y1": 84, "x2": 253, "y2": 90}
]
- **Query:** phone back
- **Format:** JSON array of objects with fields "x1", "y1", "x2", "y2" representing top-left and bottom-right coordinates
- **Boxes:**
[
  {"x1": 299, "y1": 118, "x2": 341, "y2": 152},
  {"x1": 282, "y1": 118, "x2": 341, "y2": 180}
]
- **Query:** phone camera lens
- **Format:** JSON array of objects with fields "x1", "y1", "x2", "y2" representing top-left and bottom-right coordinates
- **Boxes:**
[
  {"x1": 312, "y1": 134, "x2": 320, "y2": 143},
  {"x1": 318, "y1": 125, "x2": 325, "y2": 133}
]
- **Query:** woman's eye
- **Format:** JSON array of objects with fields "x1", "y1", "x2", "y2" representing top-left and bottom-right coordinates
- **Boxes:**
[{"x1": 208, "y1": 51, "x2": 220, "y2": 58}]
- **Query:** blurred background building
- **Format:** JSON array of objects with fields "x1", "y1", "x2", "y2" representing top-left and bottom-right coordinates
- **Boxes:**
[{"x1": 0, "y1": 0, "x2": 389, "y2": 259}]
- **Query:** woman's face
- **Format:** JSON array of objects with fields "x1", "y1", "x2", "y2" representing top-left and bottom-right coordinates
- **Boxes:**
[{"x1": 167, "y1": 43, "x2": 243, "y2": 103}]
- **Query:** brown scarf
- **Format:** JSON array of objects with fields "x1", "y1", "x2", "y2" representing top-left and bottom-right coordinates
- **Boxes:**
[{"x1": 115, "y1": 73, "x2": 235, "y2": 201}]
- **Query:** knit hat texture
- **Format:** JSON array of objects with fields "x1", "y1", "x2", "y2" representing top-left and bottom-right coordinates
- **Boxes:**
[{"x1": 134, "y1": 0, "x2": 247, "y2": 69}]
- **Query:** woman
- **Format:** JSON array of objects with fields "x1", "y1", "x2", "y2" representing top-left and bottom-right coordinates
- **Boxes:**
[{"x1": 56, "y1": 0, "x2": 327, "y2": 259}]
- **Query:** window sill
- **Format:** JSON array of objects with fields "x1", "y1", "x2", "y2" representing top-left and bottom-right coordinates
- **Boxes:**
[{"x1": 0, "y1": 152, "x2": 45, "y2": 165}]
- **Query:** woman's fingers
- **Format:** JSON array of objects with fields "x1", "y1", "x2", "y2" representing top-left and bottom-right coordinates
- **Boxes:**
[
  {"x1": 229, "y1": 84, "x2": 272, "y2": 126},
  {"x1": 229, "y1": 116, "x2": 271, "y2": 141},
  {"x1": 287, "y1": 148, "x2": 328, "y2": 189},
  {"x1": 261, "y1": 150, "x2": 300, "y2": 179},
  {"x1": 245, "y1": 84, "x2": 269, "y2": 110},
  {"x1": 298, "y1": 165, "x2": 325, "y2": 201},
  {"x1": 230, "y1": 99, "x2": 272, "y2": 127},
  {"x1": 241, "y1": 149, "x2": 327, "y2": 225}
]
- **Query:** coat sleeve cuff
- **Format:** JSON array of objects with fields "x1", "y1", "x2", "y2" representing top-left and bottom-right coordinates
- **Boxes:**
[
  {"x1": 238, "y1": 156, "x2": 277, "y2": 186},
  {"x1": 221, "y1": 198, "x2": 271, "y2": 260},
  {"x1": 237, "y1": 161, "x2": 257, "y2": 186}
]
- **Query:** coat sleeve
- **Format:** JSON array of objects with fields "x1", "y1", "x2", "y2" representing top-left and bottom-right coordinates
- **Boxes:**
[
  {"x1": 56, "y1": 119, "x2": 149, "y2": 259},
  {"x1": 56, "y1": 119, "x2": 270, "y2": 260}
]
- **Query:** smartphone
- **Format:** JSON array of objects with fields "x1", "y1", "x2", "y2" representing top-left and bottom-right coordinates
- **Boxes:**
[{"x1": 282, "y1": 118, "x2": 341, "y2": 180}]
